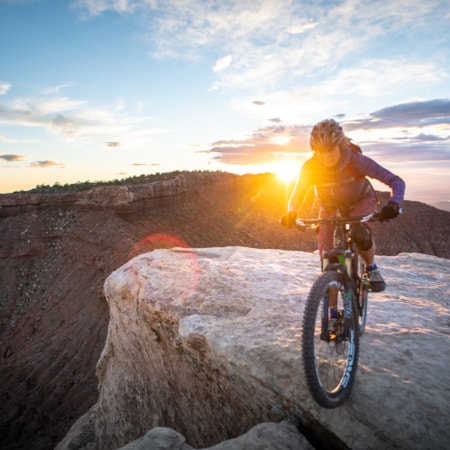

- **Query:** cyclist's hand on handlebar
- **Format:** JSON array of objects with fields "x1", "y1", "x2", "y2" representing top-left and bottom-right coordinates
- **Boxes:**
[
  {"x1": 378, "y1": 202, "x2": 401, "y2": 222},
  {"x1": 281, "y1": 211, "x2": 297, "y2": 228}
]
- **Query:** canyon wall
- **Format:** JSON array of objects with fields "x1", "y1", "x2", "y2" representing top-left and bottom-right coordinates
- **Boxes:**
[{"x1": 1, "y1": 171, "x2": 449, "y2": 449}]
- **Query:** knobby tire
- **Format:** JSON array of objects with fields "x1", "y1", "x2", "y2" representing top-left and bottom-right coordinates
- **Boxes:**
[
  {"x1": 302, "y1": 270, "x2": 360, "y2": 408},
  {"x1": 357, "y1": 279, "x2": 369, "y2": 335},
  {"x1": 354, "y1": 255, "x2": 368, "y2": 336}
]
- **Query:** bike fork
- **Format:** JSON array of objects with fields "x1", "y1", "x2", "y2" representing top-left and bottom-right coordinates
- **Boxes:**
[{"x1": 343, "y1": 291, "x2": 353, "y2": 339}]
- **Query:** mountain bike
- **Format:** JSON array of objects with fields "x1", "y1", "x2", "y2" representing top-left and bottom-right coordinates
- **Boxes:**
[{"x1": 296, "y1": 213, "x2": 380, "y2": 408}]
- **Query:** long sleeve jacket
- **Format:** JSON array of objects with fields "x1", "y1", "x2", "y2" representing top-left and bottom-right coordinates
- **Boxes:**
[{"x1": 288, "y1": 146, "x2": 406, "y2": 213}]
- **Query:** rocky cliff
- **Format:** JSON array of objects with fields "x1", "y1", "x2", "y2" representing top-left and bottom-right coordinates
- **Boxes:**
[
  {"x1": 59, "y1": 248, "x2": 449, "y2": 449},
  {"x1": 1, "y1": 171, "x2": 449, "y2": 449}
]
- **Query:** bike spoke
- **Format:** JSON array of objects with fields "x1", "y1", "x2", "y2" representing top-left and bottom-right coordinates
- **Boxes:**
[{"x1": 302, "y1": 271, "x2": 359, "y2": 408}]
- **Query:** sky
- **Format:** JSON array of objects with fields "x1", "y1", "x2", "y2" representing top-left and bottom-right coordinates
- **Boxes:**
[{"x1": 0, "y1": 0, "x2": 449, "y2": 205}]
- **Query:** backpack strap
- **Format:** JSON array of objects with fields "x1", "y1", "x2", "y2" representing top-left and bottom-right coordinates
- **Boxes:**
[{"x1": 348, "y1": 140, "x2": 362, "y2": 153}]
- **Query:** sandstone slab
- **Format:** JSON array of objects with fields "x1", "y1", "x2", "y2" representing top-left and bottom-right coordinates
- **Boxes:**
[{"x1": 91, "y1": 247, "x2": 449, "y2": 449}]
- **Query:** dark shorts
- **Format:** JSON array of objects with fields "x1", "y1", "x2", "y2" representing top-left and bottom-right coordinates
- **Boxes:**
[{"x1": 317, "y1": 196, "x2": 378, "y2": 258}]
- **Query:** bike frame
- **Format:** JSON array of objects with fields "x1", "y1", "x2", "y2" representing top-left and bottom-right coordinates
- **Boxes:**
[
  {"x1": 297, "y1": 213, "x2": 375, "y2": 336},
  {"x1": 298, "y1": 213, "x2": 379, "y2": 408},
  {"x1": 298, "y1": 213, "x2": 375, "y2": 281}
]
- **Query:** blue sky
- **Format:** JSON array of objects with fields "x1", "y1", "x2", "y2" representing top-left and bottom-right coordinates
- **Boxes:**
[{"x1": 1, "y1": 0, "x2": 449, "y2": 204}]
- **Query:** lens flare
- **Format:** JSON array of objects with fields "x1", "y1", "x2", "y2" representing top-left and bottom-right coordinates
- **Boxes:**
[{"x1": 128, "y1": 233, "x2": 191, "y2": 258}]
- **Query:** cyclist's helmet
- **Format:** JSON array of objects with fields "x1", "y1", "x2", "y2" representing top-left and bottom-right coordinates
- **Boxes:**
[{"x1": 310, "y1": 119, "x2": 346, "y2": 152}]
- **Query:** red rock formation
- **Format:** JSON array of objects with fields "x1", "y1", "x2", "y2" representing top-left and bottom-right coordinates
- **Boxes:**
[{"x1": 0, "y1": 172, "x2": 449, "y2": 449}]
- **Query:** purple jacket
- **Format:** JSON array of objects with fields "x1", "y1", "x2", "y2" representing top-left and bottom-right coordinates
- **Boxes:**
[{"x1": 288, "y1": 146, "x2": 405, "y2": 212}]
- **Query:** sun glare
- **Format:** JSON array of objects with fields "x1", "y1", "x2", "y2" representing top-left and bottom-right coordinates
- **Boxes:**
[{"x1": 273, "y1": 161, "x2": 298, "y2": 184}]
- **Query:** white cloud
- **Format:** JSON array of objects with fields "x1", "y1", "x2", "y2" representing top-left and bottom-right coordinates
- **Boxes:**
[
  {"x1": 34, "y1": 97, "x2": 87, "y2": 115},
  {"x1": 71, "y1": 0, "x2": 137, "y2": 17},
  {"x1": 315, "y1": 60, "x2": 443, "y2": 98},
  {"x1": 41, "y1": 84, "x2": 73, "y2": 95},
  {"x1": 56, "y1": 2, "x2": 450, "y2": 136},
  {"x1": 0, "y1": 82, "x2": 11, "y2": 95},
  {"x1": 71, "y1": 0, "x2": 450, "y2": 99},
  {"x1": 0, "y1": 93, "x2": 156, "y2": 145},
  {"x1": 213, "y1": 55, "x2": 232, "y2": 72},
  {"x1": 285, "y1": 22, "x2": 318, "y2": 34},
  {"x1": 141, "y1": 0, "x2": 299, "y2": 59}
]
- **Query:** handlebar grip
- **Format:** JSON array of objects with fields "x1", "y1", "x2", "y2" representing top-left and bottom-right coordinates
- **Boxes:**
[{"x1": 295, "y1": 218, "x2": 307, "y2": 231}]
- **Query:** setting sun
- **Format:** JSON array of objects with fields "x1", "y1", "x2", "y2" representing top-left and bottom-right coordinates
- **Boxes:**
[{"x1": 272, "y1": 161, "x2": 298, "y2": 184}]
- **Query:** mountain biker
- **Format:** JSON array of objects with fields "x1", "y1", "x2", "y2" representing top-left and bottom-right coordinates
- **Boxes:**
[{"x1": 281, "y1": 118, "x2": 405, "y2": 294}]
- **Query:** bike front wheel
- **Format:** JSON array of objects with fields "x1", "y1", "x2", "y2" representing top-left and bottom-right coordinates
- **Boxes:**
[
  {"x1": 357, "y1": 278, "x2": 369, "y2": 335},
  {"x1": 355, "y1": 256, "x2": 369, "y2": 335},
  {"x1": 302, "y1": 270, "x2": 360, "y2": 408}
]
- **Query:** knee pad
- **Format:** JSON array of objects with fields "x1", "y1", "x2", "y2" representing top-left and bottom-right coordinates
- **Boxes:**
[{"x1": 350, "y1": 223, "x2": 372, "y2": 251}]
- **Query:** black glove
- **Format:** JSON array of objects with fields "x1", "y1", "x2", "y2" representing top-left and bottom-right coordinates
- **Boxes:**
[
  {"x1": 379, "y1": 202, "x2": 401, "y2": 222},
  {"x1": 281, "y1": 211, "x2": 297, "y2": 228}
]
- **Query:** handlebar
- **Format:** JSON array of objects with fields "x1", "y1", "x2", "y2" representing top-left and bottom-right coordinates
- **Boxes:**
[{"x1": 295, "y1": 212, "x2": 381, "y2": 231}]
